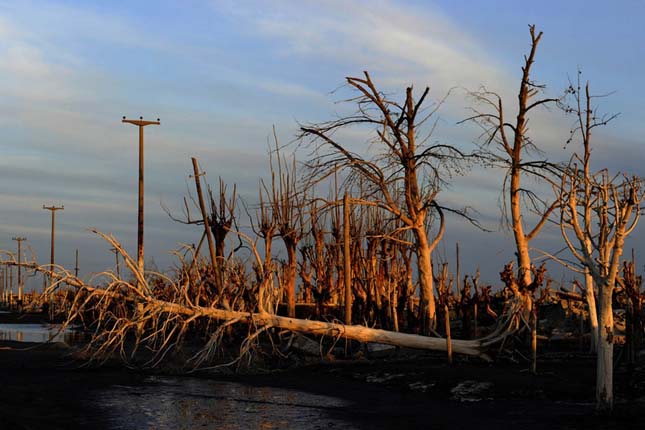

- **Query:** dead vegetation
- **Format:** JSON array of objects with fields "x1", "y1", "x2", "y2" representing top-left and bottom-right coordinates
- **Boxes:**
[{"x1": 0, "y1": 25, "x2": 643, "y2": 416}]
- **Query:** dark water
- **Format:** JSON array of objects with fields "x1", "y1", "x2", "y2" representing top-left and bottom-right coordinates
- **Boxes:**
[
  {"x1": 94, "y1": 375, "x2": 361, "y2": 430},
  {"x1": 0, "y1": 323, "x2": 84, "y2": 344}
]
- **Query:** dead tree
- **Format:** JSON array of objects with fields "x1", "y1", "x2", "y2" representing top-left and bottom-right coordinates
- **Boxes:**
[
  {"x1": 268, "y1": 137, "x2": 304, "y2": 318},
  {"x1": 166, "y1": 158, "x2": 237, "y2": 308},
  {"x1": 250, "y1": 179, "x2": 278, "y2": 313},
  {"x1": 304, "y1": 200, "x2": 330, "y2": 314},
  {"x1": 4, "y1": 230, "x2": 530, "y2": 368},
  {"x1": 620, "y1": 260, "x2": 642, "y2": 365},
  {"x1": 300, "y1": 72, "x2": 472, "y2": 333},
  {"x1": 555, "y1": 76, "x2": 617, "y2": 352},
  {"x1": 461, "y1": 25, "x2": 561, "y2": 293},
  {"x1": 208, "y1": 179, "x2": 237, "y2": 268},
  {"x1": 554, "y1": 77, "x2": 643, "y2": 413},
  {"x1": 559, "y1": 160, "x2": 642, "y2": 413}
]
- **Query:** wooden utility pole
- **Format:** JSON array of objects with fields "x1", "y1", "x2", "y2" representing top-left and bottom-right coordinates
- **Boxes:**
[
  {"x1": 122, "y1": 116, "x2": 160, "y2": 276},
  {"x1": 456, "y1": 242, "x2": 460, "y2": 294},
  {"x1": 74, "y1": 249, "x2": 79, "y2": 278},
  {"x1": 110, "y1": 247, "x2": 120, "y2": 278},
  {"x1": 445, "y1": 303, "x2": 453, "y2": 365},
  {"x1": 12, "y1": 237, "x2": 26, "y2": 302},
  {"x1": 43, "y1": 205, "x2": 64, "y2": 273},
  {"x1": 8, "y1": 266, "x2": 13, "y2": 306},
  {"x1": 343, "y1": 193, "x2": 352, "y2": 325},
  {"x1": 531, "y1": 303, "x2": 538, "y2": 374}
]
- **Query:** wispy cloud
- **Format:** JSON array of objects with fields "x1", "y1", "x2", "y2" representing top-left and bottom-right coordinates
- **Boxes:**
[
  {"x1": 213, "y1": 0, "x2": 509, "y2": 93},
  {"x1": 0, "y1": 0, "x2": 641, "y2": 283}
]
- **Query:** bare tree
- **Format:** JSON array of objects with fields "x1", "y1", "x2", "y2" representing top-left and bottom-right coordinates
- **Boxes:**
[
  {"x1": 250, "y1": 179, "x2": 278, "y2": 314},
  {"x1": 166, "y1": 159, "x2": 237, "y2": 308},
  {"x1": 557, "y1": 83, "x2": 643, "y2": 411},
  {"x1": 462, "y1": 25, "x2": 561, "y2": 294},
  {"x1": 300, "y1": 71, "x2": 470, "y2": 333},
  {"x1": 268, "y1": 133, "x2": 304, "y2": 318},
  {"x1": 555, "y1": 77, "x2": 620, "y2": 352},
  {"x1": 6, "y1": 231, "x2": 519, "y2": 367}
]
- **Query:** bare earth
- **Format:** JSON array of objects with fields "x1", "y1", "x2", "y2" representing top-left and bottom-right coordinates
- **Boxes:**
[{"x1": 1, "y1": 337, "x2": 644, "y2": 430}]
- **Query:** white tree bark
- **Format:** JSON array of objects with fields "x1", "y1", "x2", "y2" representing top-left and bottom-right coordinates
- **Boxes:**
[
  {"x1": 595, "y1": 286, "x2": 614, "y2": 413},
  {"x1": 584, "y1": 271, "x2": 599, "y2": 353}
]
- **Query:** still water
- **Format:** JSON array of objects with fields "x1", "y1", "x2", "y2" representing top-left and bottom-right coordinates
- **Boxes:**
[
  {"x1": 0, "y1": 322, "x2": 361, "y2": 429},
  {"x1": 94, "y1": 375, "x2": 361, "y2": 430},
  {"x1": 0, "y1": 323, "x2": 83, "y2": 344}
]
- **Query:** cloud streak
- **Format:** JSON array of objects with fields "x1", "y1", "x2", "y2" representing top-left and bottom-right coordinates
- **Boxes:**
[{"x1": 0, "y1": 0, "x2": 642, "y2": 285}]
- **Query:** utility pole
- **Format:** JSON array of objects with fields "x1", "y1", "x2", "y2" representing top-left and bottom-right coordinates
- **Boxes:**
[
  {"x1": 8, "y1": 266, "x2": 13, "y2": 306},
  {"x1": 122, "y1": 116, "x2": 160, "y2": 276},
  {"x1": 12, "y1": 237, "x2": 26, "y2": 302},
  {"x1": 43, "y1": 205, "x2": 64, "y2": 275},
  {"x1": 343, "y1": 193, "x2": 352, "y2": 325},
  {"x1": 110, "y1": 247, "x2": 121, "y2": 278},
  {"x1": 74, "y1": 249, "x2": 79, "y2": 278},
  {"x1": 0, "y1": 268, "x2": 4, "y2": 306}
]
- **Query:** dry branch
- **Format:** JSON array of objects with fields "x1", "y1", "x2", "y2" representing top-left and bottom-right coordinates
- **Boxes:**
[{"x1": 1, "y1": 230, "x2": 527, "y2": 367}]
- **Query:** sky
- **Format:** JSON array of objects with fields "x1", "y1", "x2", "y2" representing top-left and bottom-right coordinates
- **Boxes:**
[{"x1": 0, "y1": 0, "x2": 643, "y2": 290}]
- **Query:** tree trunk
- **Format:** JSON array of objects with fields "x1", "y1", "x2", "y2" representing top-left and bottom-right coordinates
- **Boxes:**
[
  {"x1": 596, "y1": 285, "x2": 614, "y2": 414},
  {"x1": 415, "y1": 227, "x2": 436, "y2": 333},
  {"x1": 585, "y1": 271, "x2": 599, "y2": 353},
  {"x1": 530, "y1": 302, "x2": 537, "y2": 374},
  {"x1": 510, "y1": 167, "x2": 533, "y2": 288},
  {"x1": 444, "y1": 303, "x2": 452, "y2": 365},
  {"x1": 285, "y1": 243, "x2": 297, "y2": 318},
  {"x1": 152, "y1": 300, "x2": 486, "y2": 357},
  {"x1": 343, "y1": 193, "x2": 352, "y2": 325}
]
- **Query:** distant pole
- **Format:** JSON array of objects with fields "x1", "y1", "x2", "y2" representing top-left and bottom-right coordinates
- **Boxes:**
[
  {"x1": 74, "y1": 249, "x2": 79, "y2": 278},
  {"x1": 110, "y1": 247, "x2": 121, "y2": 278},
  {"x1": 0, "y1": 268, "x2": 4, "y2": 306},
  {"x1": 12, "y1": 237, "x2": 26, "y2": 302},
  {"x1": 445, "y1": 303, "x2": 453, "y2": 365},
  {"x1": 456, "y1": 242, "x2": 461, "y2": 294},
  {"x1": 531, "y1": 303, "x2": 538, "y2": 374},
  {"x1": 343, "y1": 193, "x2": 352, "y2": 325},
  {"x1": 122, "y1": 116, "x2": 160, "y2": 276},
  {"x1": 43, "y1": 205, "x2": 64, "y2": 273},
  {"x1": 8, "y1": 266, "x2": 13, "y2": 306}
]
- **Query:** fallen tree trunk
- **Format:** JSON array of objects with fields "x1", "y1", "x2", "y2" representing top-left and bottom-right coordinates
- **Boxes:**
[
  {"x1": 3, "y1": 259, "x2": 513, "y2": 361},
  {"x1": 1, "y1": 231, "x2": 525, "y2": 366},
  {"x1": 154, "y1": 300, "x2": 487, "y2": 357}
]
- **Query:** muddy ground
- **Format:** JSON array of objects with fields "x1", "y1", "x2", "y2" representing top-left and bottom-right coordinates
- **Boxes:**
[{"x1": 1, "y1": 335, "x2": 644, "y2": 430}]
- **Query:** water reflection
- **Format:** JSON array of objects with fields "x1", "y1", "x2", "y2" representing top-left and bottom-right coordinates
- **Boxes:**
[
  {"x1": 0, "y1": 323, "x2": 83, "y2": 344},
  {"x1": 96, "y1": 376, "x2": 360, "y2": 430}
]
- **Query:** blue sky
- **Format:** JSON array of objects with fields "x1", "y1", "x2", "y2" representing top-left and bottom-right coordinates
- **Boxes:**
[{"x1": 0, "y1": 0, "x2": 643, "y2": 289}]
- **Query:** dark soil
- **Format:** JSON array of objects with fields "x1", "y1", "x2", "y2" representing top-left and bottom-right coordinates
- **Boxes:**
[
  {"x1": 226, "y1": 350, "x2": 645, "y2": 430},
  {"x1": 0, "y1": 312, "x2": 52, "y2": 324},
  {"x1": 1, "y1": 329, "x2": 644, "y2": 429},
  {"x1": 0, "y1": 340, "x2": 147, "y2": 430}
]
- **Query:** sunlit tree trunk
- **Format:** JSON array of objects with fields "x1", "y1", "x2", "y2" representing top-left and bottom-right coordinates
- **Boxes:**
[
  {"x1": 300, "y1": 72, "x2": 465, "y2": 334},
  {"x1": 595, "y1": 284, "x2": 614, "y2": 413},
  {"x1": 510, "y1": 166, "x2": 533, "y2": 288},
  {"x1": 584, "y1": 269, "x2": 599, "y2": 353},
  {"x1": 464, "y1": 26, "x2": 559, "y2": 291},
  {"x1": 415, "y1": 226, "x2": 436, "y2": 333}
]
